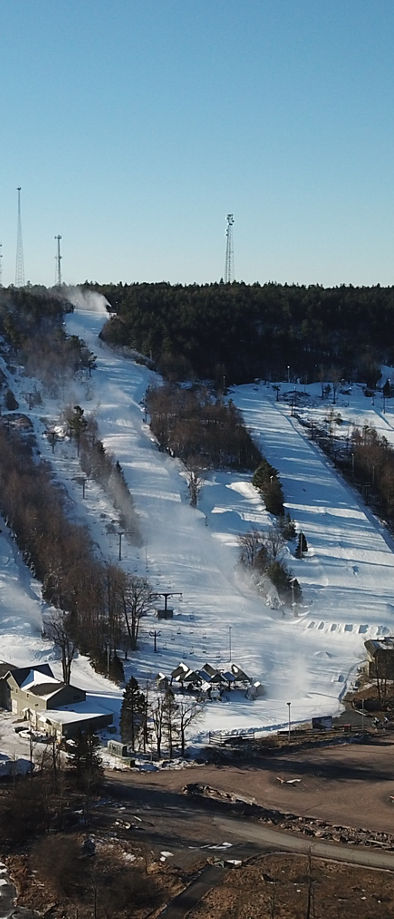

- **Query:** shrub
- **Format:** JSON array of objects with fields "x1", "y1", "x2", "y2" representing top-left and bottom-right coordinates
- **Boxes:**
[
  {"x1": 279, "y1": 512, "x2": 296, "y2": 540},
  {"x1": 5, "y1": 388, "x2": 18, "y2": 410}
]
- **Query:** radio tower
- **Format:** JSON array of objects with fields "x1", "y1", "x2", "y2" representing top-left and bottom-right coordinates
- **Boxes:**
[
  {"x1": 54, "y1": 235, "x2": 62, "y2": 286},
  {"x1": 15, "y1": 186, "x2": 25, "y2": 287},
  {"x1": 224, "y1": 213, "x2": 234, "y2": 283}
]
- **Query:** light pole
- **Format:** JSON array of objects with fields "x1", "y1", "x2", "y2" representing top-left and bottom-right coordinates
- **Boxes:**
[
  {"x1": 351, "y1": 452, "x2": 355, "y2": 479},
  {"x1": 287, "y1": 365, "x2": 290, "y2": 384},
  {"x1": 287, "y1": 701, "x2": 291, "y2": 742},
  {"x1": 228, "y1": 625, "x2": 232, "y2": 662},
  {"x1": 118, "y1": 531, "x2": 124, "y2": 561}
]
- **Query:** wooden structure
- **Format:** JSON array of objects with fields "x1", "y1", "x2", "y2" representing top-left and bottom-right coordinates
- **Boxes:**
[{"x1": 365, "y1": 637, "x2": 394, "y2": 680}]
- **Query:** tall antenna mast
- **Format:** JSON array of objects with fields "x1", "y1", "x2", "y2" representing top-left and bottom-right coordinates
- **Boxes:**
[
  {"x1": 0, "y1": 243, "x2": 3, "y2": 287},
  {"x1": 224, "y1": 213, "x2": 234, "y2": 283},
  {"x1": 15, "y1": 186, "x2": 25, "y2": 287},
  {"x1": 54, "y1": 235, "x2": 62, "y2": 286}
]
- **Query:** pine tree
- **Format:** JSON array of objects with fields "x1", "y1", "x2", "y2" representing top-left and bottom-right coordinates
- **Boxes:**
[
  {"x1": 162, "y1": 688, "x2": 179, "y2": 759},
  {"x1": 279, "y1": 512, "x2": 296, "y2": 540},
  {"x1": 295, "y1": 532, "x2": 308, "y2": 557},
  {"x1": 68, "y1": 730, "x2": 103, "y2": 793},
  {"x1": 120, "y1": 676, "x2": 146, "y2": 748},
  {"x1": 109, "y1": 652, "x2": 124, "y2": 684}
]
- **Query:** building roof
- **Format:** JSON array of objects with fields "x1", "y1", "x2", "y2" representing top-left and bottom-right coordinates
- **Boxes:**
[
  {"x1": 231, "y1": 663, "x2": 251, "y2": 682},
  {"x1": 365, "y1": 637, "x2": 394, "y2": 656},
  {"x1": 198, "y1": 668, "x2": 224, "y2": 684},
  {"x1": 30, "y1": 682, "x2": 67, "y2": 698},
  {"x1": 0, "y1": 661, "x2": 14, "y2": 679},
  {"x1": 201, "y1": 662, "x2": 219, "y2": 677},
  {"x1": 38, "y1": 696, "x2": 114, "y2": 725},
  {"x1": 171, "y1": 662, "x2": 190, "y2": 677},
  {"x1": 8, "y1": 664, "x2": 55, "y2": 687},
  {"x1": 20, "y1": 670, "x2": 59, "y2": 691}
]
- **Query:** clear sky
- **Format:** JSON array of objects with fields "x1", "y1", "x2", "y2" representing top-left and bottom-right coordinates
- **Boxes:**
[{"x1": 1, "y1": 0, "x2": 394, "y2": 288}]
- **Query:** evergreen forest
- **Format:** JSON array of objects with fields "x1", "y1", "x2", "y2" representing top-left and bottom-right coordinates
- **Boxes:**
[{"x1": 90, "y1": 281, "x2": 394, "y2": 385}]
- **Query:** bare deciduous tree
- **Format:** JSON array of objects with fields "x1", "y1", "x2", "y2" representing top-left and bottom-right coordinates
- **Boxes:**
[
  {"x1": 186, "y1": 456, "x2": 204, "y2": 508},
  {"x1": 44, "y1": 612, "x2": 77, "y2": 684},
  {"x1": 122, "y1": 575, "x2": 154, "y2": 650},
  {"x1": 238, "y1": 524, "x2": 284, "y2": 569},
  {"x1": 238, "y1": 528, "x2": 267, "y2": 567},
  {"x1": 178, "y1": 700, "x2": 205, "y2": 756}
]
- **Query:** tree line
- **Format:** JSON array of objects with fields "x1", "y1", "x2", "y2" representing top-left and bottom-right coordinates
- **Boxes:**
[
  {"x1": 350, "y1": 423, "x2": 394, "y2": 522},
  {"x1": 62, "y1": 404, "x2": 141, "y2": 544},
  {"x1": 0, "y1": 418, "x2": 151, "y2": 677},
  {"x1": 238, "y1": 519, "x2": 302, "y2": 607},
  {"x1": 92, "y1": 280, "x2": 394, "y2": 385},
  {"x1": 120, "y1": 675, "x2": 203, "y2": 758},
  {"x1": 0, "y1": 286, "x2": 95, "y2": 397},
  {"x1": 0, "y1": 730, "x2": 163, "y2": 916}
]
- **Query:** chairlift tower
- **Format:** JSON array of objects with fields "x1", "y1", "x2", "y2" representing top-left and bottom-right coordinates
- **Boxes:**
[
  {"x1": 54, "y1": 234, "x2": 62, "y2": 286},
  {"x1": 224, "y1": 213, "x2": 234, "y2": 283},
  {"x1": 153, "y1": 591, "x2": 182, "y2": 620},
  {"x1": 15, "y1": 186, "x2": 25, "y2": 287}
]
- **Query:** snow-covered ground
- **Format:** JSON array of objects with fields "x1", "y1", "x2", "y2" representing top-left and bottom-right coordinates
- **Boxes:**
[{"x1": 1, "y1": 293, "x2": 394, "y2": 758}]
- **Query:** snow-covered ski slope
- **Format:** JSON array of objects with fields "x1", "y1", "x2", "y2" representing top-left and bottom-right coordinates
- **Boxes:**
[
  {"x1": 56, "y1": 298, "x2": 394, "y2": 735},
  {"x1": 0, "y1": 293, "x2": 393, "y2": 742}
]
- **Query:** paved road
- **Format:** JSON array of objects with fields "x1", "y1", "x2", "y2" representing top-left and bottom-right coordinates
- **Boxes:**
[{"x1": 214, "y1": 815, "x2": 394, "y2": 871}]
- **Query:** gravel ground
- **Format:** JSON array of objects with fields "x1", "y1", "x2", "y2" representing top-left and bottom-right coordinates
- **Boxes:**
[{"x1": 110, "y1": 735, "x2": 394, "y2": 835}]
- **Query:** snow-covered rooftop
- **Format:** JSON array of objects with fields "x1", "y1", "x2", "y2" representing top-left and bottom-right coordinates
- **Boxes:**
[{"x1": 20, "y1": 670, "x2": 59, "y2": 691}]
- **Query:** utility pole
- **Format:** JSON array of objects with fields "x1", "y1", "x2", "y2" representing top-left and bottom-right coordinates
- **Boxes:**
[
  {"x1": 15, "y1": 186, "x2": 25, "y2": 287},
  {"x1": 54, "y1": 234, "x2": 62, "y2": 286},
  {"x1": 149, "y1": 629, "x2": 161, "y2": 652},
  {"x1": 287, "y1": 701, "x2": 291, "y2": 742},
  {"x1": 224, "y1": 213, "x2": 234, "y2": 283},
  {"x1": 0, "y1": 243, "x2": 3, "y2": 286},
  {"x1": 118, "y1": 531, "x2": 124, "y2": 561}
]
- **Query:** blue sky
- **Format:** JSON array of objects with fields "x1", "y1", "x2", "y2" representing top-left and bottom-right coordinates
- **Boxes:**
[{"x1": 1, "y1": 0, "x2": 394, "y2": 287}]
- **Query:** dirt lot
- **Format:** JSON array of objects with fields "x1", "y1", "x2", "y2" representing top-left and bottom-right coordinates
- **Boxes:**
[
  {"x1": 5, "y1": 735, "x2": 394, "y2": 918},
  {"x1": 186, "y1": 853, "x2": 394, "y2": 919},
  {"x1": 117, "y1": 735, "x2": 394, "y2": 834}
]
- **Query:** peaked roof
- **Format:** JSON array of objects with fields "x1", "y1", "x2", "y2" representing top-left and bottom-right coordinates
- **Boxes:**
[
  {"x1": 365, "y1": 637, "x2": 394, "y2": 655},
  {"x1": 0, "y1": 660, "x2": 15, "y2": 679},
  {"x1": 2, "y1": 663, "x2": 54, "y2": 685}
]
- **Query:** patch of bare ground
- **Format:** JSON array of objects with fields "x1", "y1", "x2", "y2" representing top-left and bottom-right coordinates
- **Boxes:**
[
  {"x1": 5, "y1": 836, "x2": 186, "y2": 919},
  {"x1": 188, "y1": 854, "x2": 394, "y2": 919},
  {"x1": 120, "y1": 734, "x2": 394, "y2": 834}
]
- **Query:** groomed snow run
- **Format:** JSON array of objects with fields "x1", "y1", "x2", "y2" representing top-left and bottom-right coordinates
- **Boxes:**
[{"x1": 1, "y1": 292, "x2": 393, "y2": 748}]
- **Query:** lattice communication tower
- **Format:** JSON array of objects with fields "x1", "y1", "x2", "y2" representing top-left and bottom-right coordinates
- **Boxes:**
[
  {"x1": 224, "y1": 213, "x2": 234, "y2": 283},
  {"x1": 15, "y1": 186, "x2": 25, "y2": 287}
]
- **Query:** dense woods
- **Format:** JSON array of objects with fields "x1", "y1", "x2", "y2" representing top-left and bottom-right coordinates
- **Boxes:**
[
  {"x1": 351, "y1": 424, "x2": 394, "y2": 522},
  {"x1": 0, "y1": 419, "x2": 148, "y2": 674},
  {"x1": 94, "y1": 280, "x2": 394, "y2": 385},
  {"x1": 145, "y1": 382, "x2": 261, "y2": 470},
  {"x1": 0, "y1": 285, "x2": 95, "y2": 395}
]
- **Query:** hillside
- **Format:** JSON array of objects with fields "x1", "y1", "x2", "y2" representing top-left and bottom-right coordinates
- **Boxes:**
[
  {"x1": 0, "y1": 290, "x2": 393, "y2": 758},
  {"x1": 95, "y1": 280, "x2": 394, "y2": 384}
]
